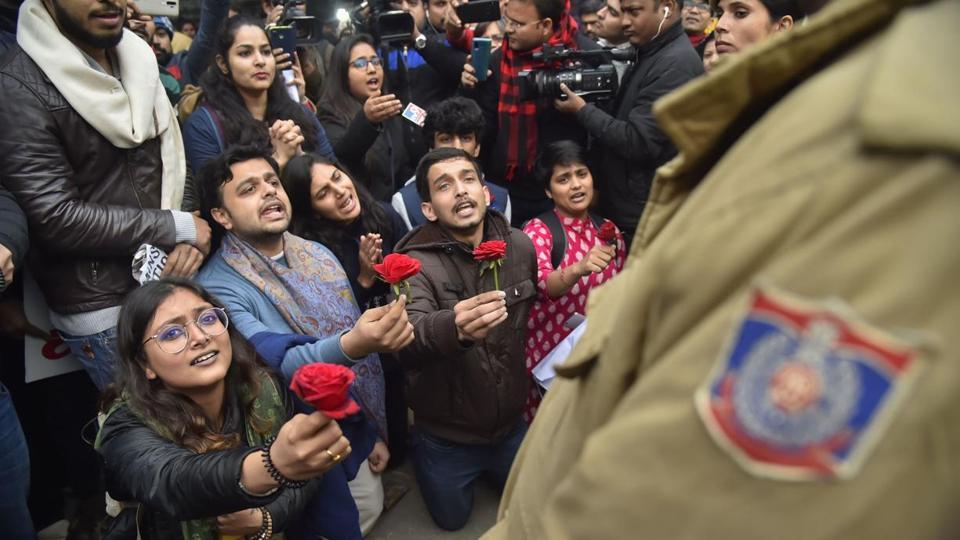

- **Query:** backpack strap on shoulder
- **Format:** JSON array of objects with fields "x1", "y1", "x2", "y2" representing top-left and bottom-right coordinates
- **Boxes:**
[{"x1": 535, "y1": 210, "x2": 567, "y2": 269}]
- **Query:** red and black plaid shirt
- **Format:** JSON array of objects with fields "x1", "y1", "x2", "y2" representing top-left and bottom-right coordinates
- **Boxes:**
[{"x1": 498, "y1": 8, "x2": 580, "y2": 182}]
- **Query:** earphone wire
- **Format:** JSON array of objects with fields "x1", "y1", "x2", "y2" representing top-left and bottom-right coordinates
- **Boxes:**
[{"x1": 653, "y1": 6, "x2": 669, "y2": 40}]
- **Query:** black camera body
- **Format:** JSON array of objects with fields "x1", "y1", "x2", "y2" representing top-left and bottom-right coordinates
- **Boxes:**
[
  {"x1": 375, "y1": 10, "x2": 415, "y2": 44},
  {"x1": 518, "y1": 45, "x2": 631, "y2": 102},
  {"x1": 275, "y1": 0, "x2": 320, "y2": 45}
]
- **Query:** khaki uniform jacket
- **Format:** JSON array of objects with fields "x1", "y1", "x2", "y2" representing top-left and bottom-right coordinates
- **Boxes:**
[{"x1": 486, "y1": 0, "x2": 960, "y2": 538}]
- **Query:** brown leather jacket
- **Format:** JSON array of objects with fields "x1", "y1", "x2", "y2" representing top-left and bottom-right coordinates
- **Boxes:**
[
  {"x1": 0, "y1": 47, "x2": 179, "y2": 314},
  {"x1": 396, "y1": 211, "x2": 537, "y2": 444}
]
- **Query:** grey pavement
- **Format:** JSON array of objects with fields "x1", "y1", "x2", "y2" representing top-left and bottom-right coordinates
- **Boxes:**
[{"x1": 368, "y1": 461, "x2": 500, "y2": 540}]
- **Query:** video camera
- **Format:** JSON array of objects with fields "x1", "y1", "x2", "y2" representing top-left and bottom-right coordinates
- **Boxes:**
[
  {"x1": 346, "y1": 0, "x2": 416, "y2": 45},
  {"x1": 518, "y1": 45, "x2": 634, "y2": 102},
  {"x1": 271, "y1": 0, "x2": 321, "y2": 45}
]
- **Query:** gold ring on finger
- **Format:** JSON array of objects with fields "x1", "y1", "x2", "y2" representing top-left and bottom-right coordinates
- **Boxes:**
[{"x1": 325, "y1": 449, "x2": 342, "y2": 462}]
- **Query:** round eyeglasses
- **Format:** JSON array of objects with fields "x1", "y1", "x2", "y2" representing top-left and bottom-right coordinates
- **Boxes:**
[
  {"x1": 143, "y1": 307, "x2": 230, "y2": 355},
  {"x1": 349, "y1": 56, "x2": 383, "y2": 69}
]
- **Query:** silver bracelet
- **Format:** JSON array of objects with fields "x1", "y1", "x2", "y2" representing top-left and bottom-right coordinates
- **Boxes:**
[{"x1": 238, "y1": 478, "x2": 279, "y2": 498}]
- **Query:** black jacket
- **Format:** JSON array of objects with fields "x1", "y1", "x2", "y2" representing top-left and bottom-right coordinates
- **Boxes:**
[
  {"x1": 395, "y1": 212, "x2": 537, "y2": 444},
  {"x1": 0, "y1": 187, "x2": 28, "y2": 276},
  {"x1": 97, "y1": 381, "x2": 315, "y2": 539},
  {"x1": 386, "y1": 32, "x2": 468, "y2": 159},
  {"x1": 577, "y1": 21, "x2": 703, "y2": 243},
  {"x1": 0, "y1": 47, "x2": 180, "y2": 314},
  {"x1": 465, "y1": 34, "x2": 598, "y2": 204},
  {"x1": 318, "y1": 107, "x2": 416, "y2": 202}
]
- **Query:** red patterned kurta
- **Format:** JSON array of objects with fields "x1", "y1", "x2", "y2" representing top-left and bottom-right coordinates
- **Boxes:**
[{"x1": 521, "y1": 210, "x2": 626, "y2": 421}]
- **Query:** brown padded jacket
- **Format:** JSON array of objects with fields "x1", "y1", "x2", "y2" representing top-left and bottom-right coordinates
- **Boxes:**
[{"x1": 396, "y1": 211, "x2": 537, "y2": 444}]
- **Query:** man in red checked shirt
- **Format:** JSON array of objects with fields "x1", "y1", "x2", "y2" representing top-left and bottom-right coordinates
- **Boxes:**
[
  {"x1": 396, "y1": 148, "x2": 537, "y2": 531},
  {"x1": 452, "y1": 0, "x2": 598, "y2": 226}
]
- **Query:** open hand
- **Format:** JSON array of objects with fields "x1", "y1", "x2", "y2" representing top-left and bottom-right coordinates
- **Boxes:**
[
  {"x1": 363, "y1": 91, "x2": 403, "y2": 124},
  {"x1": 357, "y1": 234, "x2": 384, "y2": 288}
]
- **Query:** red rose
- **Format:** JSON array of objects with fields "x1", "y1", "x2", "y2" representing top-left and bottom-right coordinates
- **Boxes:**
[
  {"x1": 598, "y1": 220, "x2": 618, "y2": 245},
  {"x1": 289, "y1": 363, "x2": 360, "y2": 419},
  {"x1": 373, "y1": 253, "x2": 421, "y2": 285},
  {"x1": 473, "y1": 240, "x2": 507, "y2": 262}
]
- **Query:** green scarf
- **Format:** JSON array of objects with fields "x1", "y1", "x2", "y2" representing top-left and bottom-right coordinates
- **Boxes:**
[{"x1": 97, "y1": 369, "x2": 286, "y2": 540}]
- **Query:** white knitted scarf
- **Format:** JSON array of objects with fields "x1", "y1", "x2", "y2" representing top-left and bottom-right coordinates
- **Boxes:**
[{"x1": 17, "y1": 0, "x2": 185, "y2": 210}]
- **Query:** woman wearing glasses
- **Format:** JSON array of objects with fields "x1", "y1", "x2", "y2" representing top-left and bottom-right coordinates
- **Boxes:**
[
  {"x1": 317, "y1": 34, "x2": 416, "y2": 201},
  {"x1": 96, "y1": 278, "x2": 350, "y2": 539},
  {"x1": 181, "y1": 16, "x2": 336, "y2": 174}
]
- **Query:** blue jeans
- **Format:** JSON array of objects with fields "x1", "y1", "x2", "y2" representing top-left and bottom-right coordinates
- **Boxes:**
[
  {"x1": 412, "y1": 421, "x2": 527, "y2": 531},
  {"x1": 61, "y1": 326, "x2": 118, "y2": 391},
  {"x1": 0, "y1": 383, "x2": 35, "y2": 540}
]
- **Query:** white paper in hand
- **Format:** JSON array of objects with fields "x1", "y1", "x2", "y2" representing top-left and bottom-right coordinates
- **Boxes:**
[{"x1": 532, "y1": 318, "x2": 588, "y2": 391}]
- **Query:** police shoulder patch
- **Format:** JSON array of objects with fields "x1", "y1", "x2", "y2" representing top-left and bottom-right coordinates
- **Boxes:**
[{"x1": 694, "y1": 285, "x2": 920, "y2": 481}]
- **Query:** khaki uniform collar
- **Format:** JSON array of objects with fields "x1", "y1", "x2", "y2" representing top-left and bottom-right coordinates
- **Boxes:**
[
  {"x1": 653, "y1": 0, "x2": 956, "y2": 187},
  {"x1": 857, "y1": 0, "x2": 960, "y2": 156}
]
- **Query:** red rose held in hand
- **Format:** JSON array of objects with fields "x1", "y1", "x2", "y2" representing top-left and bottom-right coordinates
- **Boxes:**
[
  {"x1": 474, "y1": 240, "x2": 507, "y2": 290},
  {"x1": 473, "y1": 240, "x2": 506, "y2": 262},
  {"x1": 373, "y1": 253, "x2": 421, "y2": 299},
  {"x1": 373, "y1": 253, "x2": 421, "y2": 284},
  {"x1": 289, "y1": 363, "x2": 360, "y2": 419},
  {"x1": 598, "y1": 220, "x2": 618, "y2": 245}
]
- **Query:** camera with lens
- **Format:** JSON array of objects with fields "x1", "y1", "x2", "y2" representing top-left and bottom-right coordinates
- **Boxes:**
[
  {"x1": 518, "y1": 45, "x2": 632, "y2": 102},
  {"x1": 346, "y1": 0, "x2": 416, "y2": 45},
  {"x1": 271, "y1": 0, "x2": 321, "y2": 45}
]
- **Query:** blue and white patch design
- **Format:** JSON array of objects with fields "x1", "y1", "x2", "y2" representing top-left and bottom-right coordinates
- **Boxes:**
[{"x1": 695, "y1": 286, "x2": 920, "y2": 481}]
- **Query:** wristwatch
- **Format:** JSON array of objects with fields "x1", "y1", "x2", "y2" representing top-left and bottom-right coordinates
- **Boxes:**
[{"x1": 414, "y1": 34, "x2": 427, "y2": 50}]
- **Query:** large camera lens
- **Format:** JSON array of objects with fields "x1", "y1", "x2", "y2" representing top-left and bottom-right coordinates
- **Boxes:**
[{"x1": 519, "y1": 65, "x2": 618, "y2": 101}]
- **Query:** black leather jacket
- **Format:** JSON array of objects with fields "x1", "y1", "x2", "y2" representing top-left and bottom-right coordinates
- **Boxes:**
[
  {"x1": 0, "y1": 46, "x2": 180, "y2": 314},
  {"x1": 97, "y1": 382, "x2": 316, "y2": 539}
]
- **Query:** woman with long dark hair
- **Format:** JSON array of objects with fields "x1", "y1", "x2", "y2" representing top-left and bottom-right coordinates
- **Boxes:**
[
  {"x1": 182, "y1": 15, "x2": 335, "y2": 173},
  {"x1": 317, "y1": 34, "x2": 415, "y2": 201},
  {"x1": 283, "y1": 153, "x2": 406, "y2": 310},
  {"x1": 96, "y1": 278, "x2": 350, "y2": 539},
  {"x1": 282, "y1": 152, "x2": 411, "y2": 469}
]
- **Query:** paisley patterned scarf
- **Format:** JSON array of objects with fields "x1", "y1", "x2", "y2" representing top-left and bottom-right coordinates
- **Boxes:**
[{"x1": 219, "y1": 232, "x2": 386, "y2": 439}]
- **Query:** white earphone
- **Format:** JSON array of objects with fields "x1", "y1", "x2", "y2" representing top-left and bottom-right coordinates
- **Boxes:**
[{"x1": 653, "y1": 4, "x2": 670, "y2": 39}]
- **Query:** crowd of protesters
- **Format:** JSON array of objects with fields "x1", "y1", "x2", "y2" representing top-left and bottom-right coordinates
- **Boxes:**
[{"x1": 1, "y1": 0, "x2": 957, "y2": 538}]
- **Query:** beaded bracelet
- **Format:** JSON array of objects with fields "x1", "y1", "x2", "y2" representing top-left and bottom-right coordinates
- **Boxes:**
[
  {"x1": 261, "y1": 436, "x2": 308, "y2": 489},
  {"x1": 251, "y1": 507, "x2": 273, "y2": 540}
]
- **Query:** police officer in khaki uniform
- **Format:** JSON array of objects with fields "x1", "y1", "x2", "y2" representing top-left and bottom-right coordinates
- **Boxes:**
[{"x1": 484, "y1": 0, "x2": 960, "y2": 538}]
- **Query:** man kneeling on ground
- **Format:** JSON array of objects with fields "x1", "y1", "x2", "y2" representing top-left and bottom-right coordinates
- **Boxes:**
[{"x1": 396, "y1": 147, "x2": 537, "y2": 531}]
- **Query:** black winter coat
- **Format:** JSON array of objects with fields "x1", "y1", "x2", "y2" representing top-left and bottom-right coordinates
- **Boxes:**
[
  {"x1": 0, "y1": 47, "x2": 180, "y2": 314},
  {"x1": 318, "y1": 107, "x2": 416, "y2": 202},
  {"x1": 577, "y1": 21, "x2": 704, "y2": 244},
  {"x1": 395, "y1": 211, "x2": 537, "y2": 444},
  {"x1": 97, "y1": 381, "x2": 316, "y2": 539}
]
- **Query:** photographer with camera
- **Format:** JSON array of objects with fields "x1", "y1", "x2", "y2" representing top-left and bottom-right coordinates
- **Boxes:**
[
  {"x1": 554, "y1": 0, "x2": 702, "y2": 247},
  {"x1": 460, "y1": 0, "x2": 597, "y2": 226},
  {"x1": 373, "y1": 0, "x2": 469, "y2": 161}
]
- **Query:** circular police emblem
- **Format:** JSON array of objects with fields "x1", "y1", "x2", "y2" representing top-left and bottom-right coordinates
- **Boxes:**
[{"x1": 733, "y1": 321, "x2": 861, "y2": 448}]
